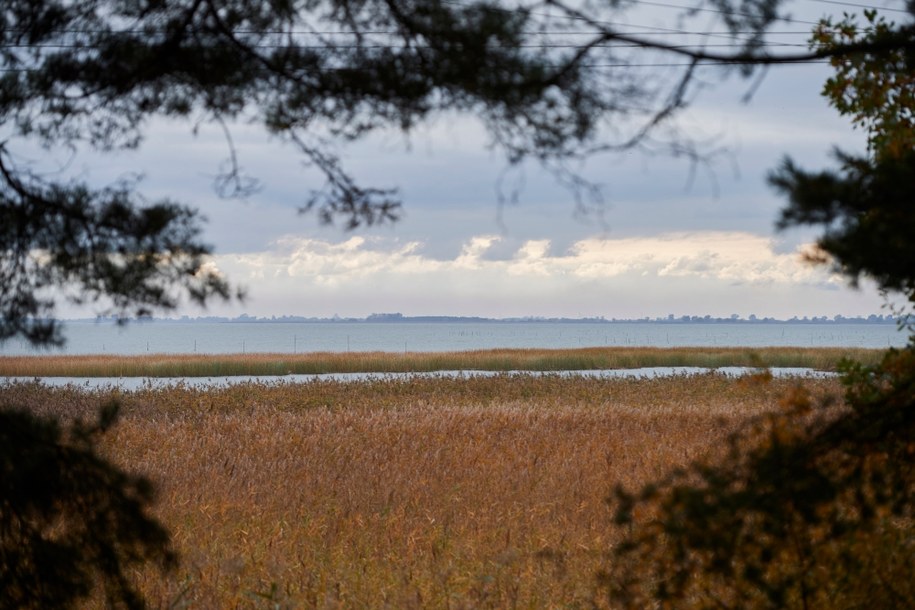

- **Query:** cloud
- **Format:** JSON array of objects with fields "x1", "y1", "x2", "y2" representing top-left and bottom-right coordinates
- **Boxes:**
[
  {"x1": 455, "y1": 235, "x2": 501, "y2": 269},
  {"x1": 569, "y1": 232, "x2": 837, "y2": 285},
  {"x1": 219, "y1": 231, "x2": 839, "y2": 286},
  {"x1": 199, "y1": 230, "x2": 878, "y2": 319}
]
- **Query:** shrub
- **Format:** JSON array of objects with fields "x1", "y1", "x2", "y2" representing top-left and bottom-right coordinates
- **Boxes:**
[{"x1": 604, "y1": 348, "x2": 915, "y2": 609}]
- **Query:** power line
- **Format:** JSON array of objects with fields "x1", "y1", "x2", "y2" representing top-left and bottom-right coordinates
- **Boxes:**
[
  {"x1": 582, "y1": 59, "x2": 829, "y2": 67},
  {"x1": 808, "y1": 0, "x2": 912, "y2": 14},
  {"x1": 0, "y1": 27, "x2": 816, "y2": 58},
  {"x1": 0, "y1": 28, "x2": 816, "y2": 36},
  {"x1": 0, "y1": 0, "x2": 824, "y2": 48},
  {"x1": 0, "y1": 28, "x2": 809, "y2": 38},
  {"x1": 0, "y1": 0, "x2": 865, "y2": 64},
  {"x1": 439, "y1": 0, "x2": 821, "y2": 27},
  {"x1": 438, "y1": 0, "x2": 824, "y2": 39},
  {"x1": 0, "y1": 40, "x2": 811, "y2": 51},
  {"x1": 1, "y1": 0, "x2": 879, "y2": 46},
  {"x1": 629, "y1": 0, "x2": 821, "y2": 27},
  {"x1": 0, "y1": 59, "x2": 831, "y2": 74},
  {"x1": 0, "y1": 18, "x2": 817, "y2": 53}
]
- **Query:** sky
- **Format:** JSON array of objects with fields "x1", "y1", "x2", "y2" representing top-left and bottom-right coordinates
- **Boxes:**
[{"x1": 43, "y1": 1, "x2": 911, "y2": 320}]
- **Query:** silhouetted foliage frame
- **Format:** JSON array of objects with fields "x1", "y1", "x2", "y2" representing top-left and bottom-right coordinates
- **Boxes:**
[
  {"x1": 605, "y1": 352, "x2": 915, "y2": 609},
  {"x1": 0, "y1": 401, "x2": 176, "y2": 610}
]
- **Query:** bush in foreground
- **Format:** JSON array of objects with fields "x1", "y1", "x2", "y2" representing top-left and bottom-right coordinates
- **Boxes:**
[
  {"x1": 0, "y1": 402, "x2": 175, "y2": 610},
  {"x1": 605, "y1": 348, "x2": 915, "y2": 609}
]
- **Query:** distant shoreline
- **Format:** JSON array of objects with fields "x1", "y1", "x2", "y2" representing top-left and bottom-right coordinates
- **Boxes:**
[
  {"x1": 0, "y1": 346, "x2": 885, "y2": 377},
  {"x1": 62, "y1": 314, "x2": 906, "y2": 325}
]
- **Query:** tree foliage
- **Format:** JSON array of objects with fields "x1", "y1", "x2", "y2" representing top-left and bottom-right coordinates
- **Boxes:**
[
  {"x1": 606, "y1": 356, "x2": 915, "y2": 609},
  {"x1": 5, "y1": 0, "x2": 911, "y2": 341},
  {"x1": 3, "y1": 2, "x2": 915, "y2": 608},
  {"x1": 0, "y1": 147, "x2": 232, "y2": 345},
  {"x1": 0, "y1": 2, "x2": 793, "y2": 607},
  {"x1": 771, "y1": 149, "x2": 915, "y2": 300},
  {"x1": 770, "y1": 8, "x2": 915, "y2": 304},
  {"x1": 0, "y1": 401, "x2": 176, "y2": 610},
  {"x1": 604, "y1": 8, "x2": 915, "y2": 608},
  {"x1": 815, "y1": 9, "x2": 915, "y2": 160}
]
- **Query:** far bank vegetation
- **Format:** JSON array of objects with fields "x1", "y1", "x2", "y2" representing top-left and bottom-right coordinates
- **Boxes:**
[{"x1": 0, "y1": 346, "x2": 882, "y2": 377}]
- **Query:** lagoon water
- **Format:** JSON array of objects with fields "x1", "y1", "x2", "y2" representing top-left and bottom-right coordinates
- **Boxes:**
[
  {"x1": 0, "y1": 321, "x2": 907, "y2": 355},
  {"x1": 3, "y1": 367, "x2": 838, "y2": 391}
]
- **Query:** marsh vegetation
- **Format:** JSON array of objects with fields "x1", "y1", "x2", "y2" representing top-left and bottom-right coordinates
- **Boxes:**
[
  {"x1": 0, "y1": 346, "x2": 882, "y2": 378},
  {"x1": 2, "y1": 373, "x2": 845, "y2": 608}
]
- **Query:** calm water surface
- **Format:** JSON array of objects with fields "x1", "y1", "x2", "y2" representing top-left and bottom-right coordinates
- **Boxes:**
[
  {"x1": 2, "y1": 367, "x2": 838, "y2": 391},
  {"x1": 0, "y1": 321, "x2": 907, "y2": 356}
]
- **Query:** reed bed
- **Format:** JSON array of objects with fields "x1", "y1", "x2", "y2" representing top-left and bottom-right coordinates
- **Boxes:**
[
  {"x1": 0, "y1": 346, "x2": 882, "y2": 377},
  {"x1": 2, "y1": 373, "x2": 845, "y2": 608}
]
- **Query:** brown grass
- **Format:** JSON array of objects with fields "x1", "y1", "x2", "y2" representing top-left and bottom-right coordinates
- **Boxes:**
[
  {"x1": 0, "y1": 346, "x2": 882, "y2": 377},
  {"x1": 1, "y1": 374, "x2": 845, "y2": 608}
]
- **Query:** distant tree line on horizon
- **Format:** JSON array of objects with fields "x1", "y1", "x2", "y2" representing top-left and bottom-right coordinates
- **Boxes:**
[{"x1": 66, "y1": 312, "x2": 908, "y2": 325}]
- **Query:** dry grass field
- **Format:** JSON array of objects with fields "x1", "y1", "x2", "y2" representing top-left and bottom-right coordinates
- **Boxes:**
[
  {"x1": 0, "y1": 346, "x2": 882, "y2": 377},
  {"x1": 1, "y1": 373, "x2": 846, "y2": 609}
]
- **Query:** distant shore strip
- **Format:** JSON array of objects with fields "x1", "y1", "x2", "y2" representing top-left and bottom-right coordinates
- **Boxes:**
[{"x1": 0, "y1": 347, "x2": 884, "y2": 378}]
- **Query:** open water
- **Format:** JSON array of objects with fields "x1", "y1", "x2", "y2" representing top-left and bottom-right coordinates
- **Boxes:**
[
  {"x1": 0, "y1": 321, "x2": 907, "y2": 355},
  {"x1": 1, "y1": 367, "x2": 838, "y2": 391}
]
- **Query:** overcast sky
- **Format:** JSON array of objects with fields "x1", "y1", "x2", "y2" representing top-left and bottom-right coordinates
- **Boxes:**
[{"x1": 48, "y1": 1, "x2": 911, "y2": 320}]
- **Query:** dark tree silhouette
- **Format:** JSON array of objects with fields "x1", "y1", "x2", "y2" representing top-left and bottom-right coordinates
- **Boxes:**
[
  {"x1": 604, "y1": 8, "x2": 915, "y2": 609},
  {"x1": 3, "y1": 0, "x2": 914, "y2": 339},
  {"x1": 0, "y1": 402, "x2": 176, "y2": 610},
  {"x1": 2, "y1": 2, "x2": 915, "y2": 608},
  {"x1": 771, "y1": 8, "x2": 915, "y2": 307}
]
